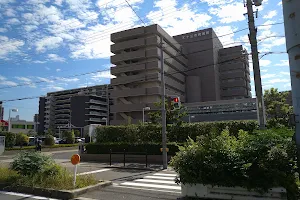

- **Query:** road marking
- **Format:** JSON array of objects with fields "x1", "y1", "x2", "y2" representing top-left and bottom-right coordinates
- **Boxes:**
[
  {"x1": 143, "y1": 175, "x2": 175, "y2": 180},
  {"x1": 113, "y1": 184, "x2": 181, "y2": 194},
  {"x1": 134, "y1": 179, "x2": 178, "y2": 185},
  {"x1": 120, "y1": 182, "x2": 181, "y2": 190},
  {"x1": 77, "y1": 168, "x2": 111, "y2": 176},
  {"x1": 0, "y1": 191, "x2": 57, "y2": 199},
  {"x1": 153, "y1": 173, "x2": 177, "y2": 177}
]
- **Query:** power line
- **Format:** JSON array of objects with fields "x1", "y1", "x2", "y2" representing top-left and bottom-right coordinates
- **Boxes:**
[
  {"x1": 124, "y1": 0, "x2": 146, "y2": 26},
  {"x1": 1, "y1": 50, "x2": 283, "y2": 103}
]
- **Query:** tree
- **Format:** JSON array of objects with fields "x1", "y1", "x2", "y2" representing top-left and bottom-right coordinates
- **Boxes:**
[
  {"x1": 73, "y1": 130, "x2": 81, "y2": 137},
  {"x1": 264, "y1": 88, "x2": 293, "y2": 119},
  {"x1": 148, "y1": 99, "x2": 187, "y2": 125},
  {"x1": 16, "y1": 133, "x2": 29, "y2": 147},
  {"x1": 44, "y1": 135, "x2": 55, "y2": 146},
  {"x1": 63, "y1": 130, "x2": 75, "y2": 144}
]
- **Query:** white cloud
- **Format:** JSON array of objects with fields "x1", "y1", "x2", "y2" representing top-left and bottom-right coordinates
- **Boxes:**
[
  {"x1": 199, "y1": 0, "x2": 234, "y2": 6},
  {"x1": 209, "y1": 2, "x2": 246, "y2": 24},
  {"x1": 56, "y1": 69, "x2": 61, "y2": 72},
  {"x1": 263, "y1": 10, "x2": 277, "y2": 19},
  {"x1": 265, "y1": 78, "x2": 290, "y2": 84},
  {"x1": 54, "y1": 0, "x2": 63, "y2": 6},
  {"x1": 6, "y1": 18, "x2": 20, "y2": 25},
  {"x1": 275, "y1": 60, "x2": 289, "y2": 67},
  {"x1": 280, "y1": 72, "x2": 290, "y2": 76},
  {"x1": 214, "y1": 26, "x2": 238, "y2": 47},
  {"x1": 15, "y1": 76, "x2": 36, "y2": 88},
  {"x1": 262, "y1": 74, "x2": 276, "y2": 79},
  {"x1": 33, "y1": 60, "x2": 46, "y2": 64},
  {"x1": 278, "y1": 1, "x2": 282, "y2": 6},
  {"x1": 60, "y1": 77, "x2": 80, "y2": 82},
  {"x1": 146, "y1": 0, "x2": 212, "y2": 36},
  {"x1": 35, "y1": 36, "x2": 63, "y2": 52},
  {"x1": 91, "y1": 71, "x2": 116, "y2": 81},
  {"x1": 47, "y1": 54, "x2": 65, "y2": 62},
  {"x1": 260, "y1": 60, "x2": 271, "y2": 67},
  {"x1": 0, "y1": 28, "x2": 7, "y2": 33},
  {"x1": 0, "y1": 36, "x2": 24, "y2": 59},
  {"x1": 37, "y1": 77, "x2": 53, "y2": 83},
  {"x1": 4, "y1": 8, "x2": 15, "y2": 17},
  {"x1": 15, "y1": 76, "x2": 32, "y2": 82},
  {"x1": 0, "y1": 75, "x2": 17, "y2": 86},
  {"x1": 0, "y1": 0, "x2": 15, "y2": 4},
  {"x1": 43, "y1": 85, "x2": 64, "y2": 91},
  {"x1": 45, "y1": 67, "x2": 50, "y2": 70}
]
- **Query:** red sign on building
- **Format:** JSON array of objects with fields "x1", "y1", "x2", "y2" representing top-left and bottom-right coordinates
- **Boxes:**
[{"x1": 0, "y1": 120, "x2": 8, "y2": 127}]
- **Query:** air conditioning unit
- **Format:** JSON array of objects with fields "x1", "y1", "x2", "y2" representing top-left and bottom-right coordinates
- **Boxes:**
[{"x1": 253, "y1": 0, "x2": 263, "y2": 6}]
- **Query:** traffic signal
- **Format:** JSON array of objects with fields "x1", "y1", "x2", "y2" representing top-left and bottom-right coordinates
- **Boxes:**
[{"x1": 171, "y1": 96, "x2": 181, "y2": 111}]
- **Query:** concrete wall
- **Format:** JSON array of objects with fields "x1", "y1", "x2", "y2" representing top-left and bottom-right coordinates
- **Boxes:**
[{"x1": 173, "y1": 28, "x2": 221, "y2": 102}]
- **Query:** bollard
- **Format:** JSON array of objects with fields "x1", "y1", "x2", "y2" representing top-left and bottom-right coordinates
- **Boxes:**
[
  {"x1": 124, "y1": 149, "x2": 126, "y2": 167},
  {"x1": 110, "y1": 149, "x2": 112, "y2": 166},
  {"x1": 146, "y1": 149, "x2": 148, "y2": 168}
]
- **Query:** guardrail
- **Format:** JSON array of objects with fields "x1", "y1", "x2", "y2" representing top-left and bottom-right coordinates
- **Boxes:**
[{"x1": 109, "y1": 149, "x2": 148, "y2": 167}]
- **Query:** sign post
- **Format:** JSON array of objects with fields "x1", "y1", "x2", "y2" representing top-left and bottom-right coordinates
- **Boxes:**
[{"x1": 71, "y1": 154, "x2": 80, "y2": 188}]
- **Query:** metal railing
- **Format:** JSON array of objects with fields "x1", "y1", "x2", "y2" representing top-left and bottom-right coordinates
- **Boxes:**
[{"x1": 109, "y1": 149, "x2": 148, "y2": 168}]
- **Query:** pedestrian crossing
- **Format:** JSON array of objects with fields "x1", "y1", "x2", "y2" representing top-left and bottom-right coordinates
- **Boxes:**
[{"x1": 113, "y1": 171, "x2": 181, "y2": 193}]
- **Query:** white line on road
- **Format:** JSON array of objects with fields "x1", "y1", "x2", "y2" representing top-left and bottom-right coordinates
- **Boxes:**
[
  {"x1": 153, "y1": 173, "x2": 177, "y2": 177},
  {"x1": 120, "y1": 182, "x2": 181, "y2": 190},
  {"x1": 77, "y1": 168, "x2": 111, "y2": 176},
  {"x1": 0, "y1": 191, "x2": 57, "y2": 200},
  {"x1": 135, "y1": 179, "x2": 178, "y2": 185},
  {"x1": 113, "y1": 184, "x2": 181, "y2": 194},
  {"x1": 143, "y1": 175, "x2": 175, "y2": 180}
]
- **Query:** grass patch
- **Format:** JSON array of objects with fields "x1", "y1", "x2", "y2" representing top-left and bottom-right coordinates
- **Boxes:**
[{"x1": 0, "y1": 166, "x2": 97, "y2": 190}]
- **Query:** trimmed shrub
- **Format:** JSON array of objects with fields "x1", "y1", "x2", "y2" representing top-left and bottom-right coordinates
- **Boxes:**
[
  {"x1": 86, "y1": 142, "x2": 180, "y2": 156},
  {"x1": 95, "y1": 120, "x2": 259, "y2": 144},
  {"x1": 44, "y1": 135, "x2": 55, "y2": 146},
  {"x1": 63, "y1": 131, "x2": 75, "y2": 144},
  {"x1": 170, "y1": 128, "x2": 298, "y2": 199},
  {"x1": 0, "y1": 132, "x2": 16, "y2": 147},
  {"x1": 10, "y1": 151, "x2": 54, "y2": 176},
  {"x1": 15, "y1": 133, "x2": 29, "y2": 147}
]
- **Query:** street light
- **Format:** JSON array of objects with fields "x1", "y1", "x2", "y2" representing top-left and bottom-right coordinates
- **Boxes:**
[
  {"x1": 102, "y1": 117, "x2": 108, "y2": 126},
  {"x1": 8, "y1": 108, "x2": 18, "y2": 132},
  {"x1": 142, "y1": 107, "x2": 151, "y2": 124},
  {"x1": 189, "y1": 115, "x2": 195, "y2": 123}
]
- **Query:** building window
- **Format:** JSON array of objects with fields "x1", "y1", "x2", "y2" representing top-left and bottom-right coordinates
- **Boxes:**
[
  {"x1": 27, "y1": 125, "x2": 34, "y2": 130},
  {"x1": 12, "y1": 124, "x2": 26, "y2": 129}
]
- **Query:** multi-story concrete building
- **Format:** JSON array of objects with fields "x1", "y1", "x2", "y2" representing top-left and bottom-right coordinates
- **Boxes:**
[
  {"x1": 110, "y1": 24, "x2": 187, "y2": 125},
  {"x1": 38, "y1": 85, "x2": 111, "y2": 134},
  {"x1": 110, "y1": 24, "x2": 252, "y2": 124},
  {"x1": 218, "y1": 46, "x2": 251, "y2": 100}
]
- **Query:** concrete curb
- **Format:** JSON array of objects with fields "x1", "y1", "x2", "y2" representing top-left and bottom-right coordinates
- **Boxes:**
[{"x1": 0, "y1": 181, "x2": 112, "y2": 200}]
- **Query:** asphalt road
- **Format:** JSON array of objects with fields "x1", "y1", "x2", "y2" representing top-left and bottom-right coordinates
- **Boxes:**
[{"x1": 1, "y1": 150, "x2": 183, "y2": 200}]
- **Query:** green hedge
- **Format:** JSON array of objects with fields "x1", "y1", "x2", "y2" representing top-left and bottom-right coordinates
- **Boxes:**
[
  {"x1": 5, "y1": 143, "x2": 79, "y2": 151},
  {"x1": 95, "y1": 120, "x2": 259, "y2": 143},
  {"x1": 86, "y1": 143, "x2": 180, "y2": 156},
  {"x1": 170, "y1": 128, "x2": 299, "y2": 199}
]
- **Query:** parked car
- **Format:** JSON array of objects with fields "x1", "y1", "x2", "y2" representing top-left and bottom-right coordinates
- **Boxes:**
[{"x1": 28, "y1": 137, "x2": 36, "y2": 146}]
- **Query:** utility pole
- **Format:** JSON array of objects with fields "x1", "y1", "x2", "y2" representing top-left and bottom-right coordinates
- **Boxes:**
[
  {"x1": 245, "y1": 0, "x2": 266, "y2": 129},
  {"x1": 160, "y1": 36, "x2": 168, "y2": 169},
  {"x1": 282, "y1": 0, "x2": 300, "y2": 161}
]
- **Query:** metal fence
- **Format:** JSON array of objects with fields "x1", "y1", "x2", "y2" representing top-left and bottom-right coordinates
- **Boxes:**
[{"x1": 0, "y1": 136, "x2": 5, "y2": 155}]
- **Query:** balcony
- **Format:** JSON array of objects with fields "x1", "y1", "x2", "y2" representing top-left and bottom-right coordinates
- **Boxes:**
[
  {"x1": 87, "y1": 106, "x2": 108, "y2": 112},
  {"x1": 86, "y1": 111, "x2": 107, "y2": 116},
  {"x1": 86, "y1": 99, "x2": 107, "y2": 106},
  {"x1": 55, "y1": 109, "x2": 70, "y2": 113},
  {"x1": 85, "y1": 118, "x2": 105, "y2": 122}
]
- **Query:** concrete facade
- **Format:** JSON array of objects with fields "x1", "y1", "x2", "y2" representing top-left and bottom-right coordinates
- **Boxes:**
[
  {"x1": 219, "y1": 46, "x2": 252, "y2": 100},
  {"x1": 110, "y1": 24, "x2": 251, "y2": 125},
  {"x1": 110, "y1": 24, "x2": 187, "y2": 125},
  {"x1": 10, "y1": 120, "x2": 35, "y2": 134},
  {"x1": 38, "y1": 85, "x2": 111, "y2": 134}
]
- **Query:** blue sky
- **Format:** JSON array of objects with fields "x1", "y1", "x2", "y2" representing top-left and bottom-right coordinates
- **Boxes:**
[{"x1": 0, "y1": 0, "x2": 290, "y2": 121}]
